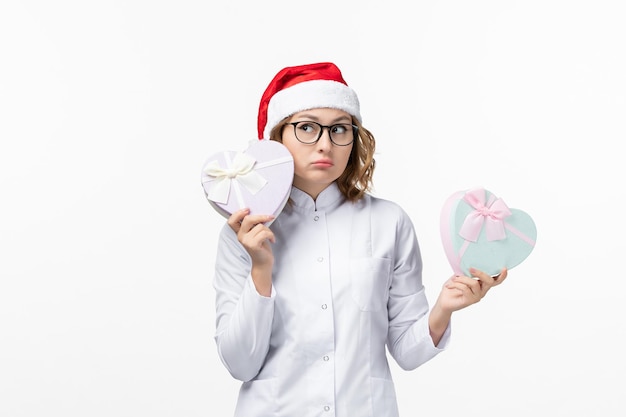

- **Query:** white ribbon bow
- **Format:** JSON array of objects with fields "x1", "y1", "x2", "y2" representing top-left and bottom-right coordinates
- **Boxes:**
[{"x1": 203, "y1": 152, "x2": 267, "y2": 204}]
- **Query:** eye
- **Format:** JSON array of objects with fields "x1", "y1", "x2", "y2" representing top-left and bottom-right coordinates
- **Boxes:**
[
  {"x1": 331, "y1": 124, "x2": 349, "y2": 134},
  {"x1": 297, "y1": 122, "x2": 317, "y2": 133}
]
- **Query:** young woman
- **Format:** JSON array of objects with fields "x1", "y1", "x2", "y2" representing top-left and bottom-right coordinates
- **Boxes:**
[{"x1": 212, "y1": 62, "x2": 507, "y2": 417}]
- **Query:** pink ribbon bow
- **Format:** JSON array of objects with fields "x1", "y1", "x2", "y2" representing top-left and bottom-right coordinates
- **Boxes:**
[{"x1": 459, "y1": 188, "x2": 512, "y2": 242}]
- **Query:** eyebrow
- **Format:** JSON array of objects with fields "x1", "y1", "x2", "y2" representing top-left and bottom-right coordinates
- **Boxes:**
[{"x1": 292, "y1": 113, "x2": 352, "y2": 124}]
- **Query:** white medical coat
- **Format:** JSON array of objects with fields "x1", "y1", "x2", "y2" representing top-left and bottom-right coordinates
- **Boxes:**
[{"x1": 214, "y1": 184, "x2": 450, "y2": 417}]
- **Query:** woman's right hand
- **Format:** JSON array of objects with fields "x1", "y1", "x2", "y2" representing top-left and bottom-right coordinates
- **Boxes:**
[{"x1": 227, "y1": 208, "x2": 276, "y2": 296}]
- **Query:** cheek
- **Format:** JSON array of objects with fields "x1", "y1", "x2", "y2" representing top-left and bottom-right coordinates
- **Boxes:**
[
  {"x1": 282, "y1": 144, "x2": 307, "y2": 174},
  {"x1": 292, "y1": 158, "x2": 307, "y2": 176},
  {"x1": 337, "y1": 147, "x2": 353, "y2": 168},
  {"x1": 281, "y1": 139, "x2": 300, "y2": 160}
]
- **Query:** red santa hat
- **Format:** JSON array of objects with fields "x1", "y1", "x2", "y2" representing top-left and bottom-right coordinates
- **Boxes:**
[{"x1": 257, "y1": 62, "x2": 361, "y2": 139}]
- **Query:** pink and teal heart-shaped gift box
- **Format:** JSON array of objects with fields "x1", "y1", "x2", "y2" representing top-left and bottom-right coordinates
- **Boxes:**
[{"x1": 440, "y1": 187, "x2": 537, "y2": 277}]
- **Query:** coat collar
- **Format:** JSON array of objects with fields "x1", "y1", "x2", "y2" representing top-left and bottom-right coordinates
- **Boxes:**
[{"x1": 289, "y1": 182, "x2": 344, "y2": 212}]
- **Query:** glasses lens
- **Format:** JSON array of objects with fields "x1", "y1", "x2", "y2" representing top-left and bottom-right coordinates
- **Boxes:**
[
  {"x1": 329, "y1": 124, "x2": 354, "y2": 146},
  {"x1": 294, "y1": 122, "x2": 321, "y2": 144}
]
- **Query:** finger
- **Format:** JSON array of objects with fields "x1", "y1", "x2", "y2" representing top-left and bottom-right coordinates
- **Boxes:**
[
  {"x1": 492, "y1": 268, "x2": 508, "y2": 286},
  {"x1": 245, "y1": 224, "x2": 276, "y2": 245},
  {"x1": 240, "y1": 214, "x2": 276, "y2": 233},
  {"x1": 228, "y1": 208, "x2": 250, "y2": 231},
  {"x1": 445, "y1": 282, "x2": 482, "y2": 304},
  {"x1": 258, "y1": 230, "x2": 276, "y2": 245},
  {"x1": 452, "y1": 275, "x2": 480, "y2": 288},
  {"x1": 444, "y1": 281, "x2": 469, "y2": 294},
  {"x1": 450, "y1": 276, "x2": 481, "y2": 296},
  {"x1": 469, "y1": 267, "x2": 497, "y2": 289}
]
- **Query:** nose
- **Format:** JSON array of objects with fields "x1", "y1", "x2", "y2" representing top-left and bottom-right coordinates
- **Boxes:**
[{"x1": 316, "y1": 127, "x2": 333, "y2": 149}]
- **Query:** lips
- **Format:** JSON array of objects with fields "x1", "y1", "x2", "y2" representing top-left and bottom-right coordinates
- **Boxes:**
[{"x1": 312, "y1": 159, "x2": 333, "y2": 167}]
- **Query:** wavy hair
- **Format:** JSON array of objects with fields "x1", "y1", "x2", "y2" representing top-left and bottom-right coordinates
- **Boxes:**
[{"x1": 269, "y1": 116, "x2": 376, "y2": 202}]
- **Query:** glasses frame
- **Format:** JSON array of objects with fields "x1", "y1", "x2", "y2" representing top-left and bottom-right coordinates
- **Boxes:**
[{"x1": 286, "y1": 121, "x2": 358, "y2": 146}]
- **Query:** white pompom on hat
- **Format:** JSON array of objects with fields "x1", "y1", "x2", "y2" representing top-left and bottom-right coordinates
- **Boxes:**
[{"x1": 257, "y1": 62, "x2": 361, "y2": 140}]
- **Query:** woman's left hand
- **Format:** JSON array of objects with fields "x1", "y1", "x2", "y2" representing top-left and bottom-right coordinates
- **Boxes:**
[
  {"x1": 429, "y1": 268, "x2": 508, "y2": 346},
  {"x1": 437, "y1": 267, "x2": 508, "y2": 313}
]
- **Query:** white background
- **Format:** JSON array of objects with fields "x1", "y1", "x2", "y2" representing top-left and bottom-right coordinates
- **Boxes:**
[{"x1": 1, "y1": 1, "x2": 625, "y2": 416}]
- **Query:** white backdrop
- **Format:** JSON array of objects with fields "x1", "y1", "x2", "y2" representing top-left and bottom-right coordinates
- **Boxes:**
[{"x1": 1, "y1": 1, "x2": 625, "y2": 416}]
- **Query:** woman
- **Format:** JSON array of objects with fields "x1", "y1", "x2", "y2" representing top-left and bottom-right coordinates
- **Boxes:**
[{"x1": 213, "y1": 62, "x2": 507, "y2": 417}]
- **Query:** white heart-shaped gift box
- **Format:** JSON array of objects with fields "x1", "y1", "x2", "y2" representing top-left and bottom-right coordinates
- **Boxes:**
[{"x1": 200, "y1": 139, "x2": 294, "y2": 223}]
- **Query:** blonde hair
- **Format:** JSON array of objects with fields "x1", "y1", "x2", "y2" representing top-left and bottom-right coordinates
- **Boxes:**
[{"x1": 269, "y1": 116, "x2": 376, "y2": 202}]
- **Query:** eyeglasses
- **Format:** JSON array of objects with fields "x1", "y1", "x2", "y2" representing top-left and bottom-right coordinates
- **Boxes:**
[{"x1": 286, "y1": 121, "x2": 358, "y2": 146}]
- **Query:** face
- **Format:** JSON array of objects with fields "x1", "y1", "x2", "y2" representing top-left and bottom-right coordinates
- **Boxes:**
[{"x1": 281, "y1": 108, "x2": 354, "y2": 200}]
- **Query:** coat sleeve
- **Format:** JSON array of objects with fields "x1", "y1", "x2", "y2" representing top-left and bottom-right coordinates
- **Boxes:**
[
  {"x1": 385, "y1": 207, "x2": 451, "y2": 371},
  {"x1": 213, "y1": 223, "x2": 275, "y2": 382}
]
